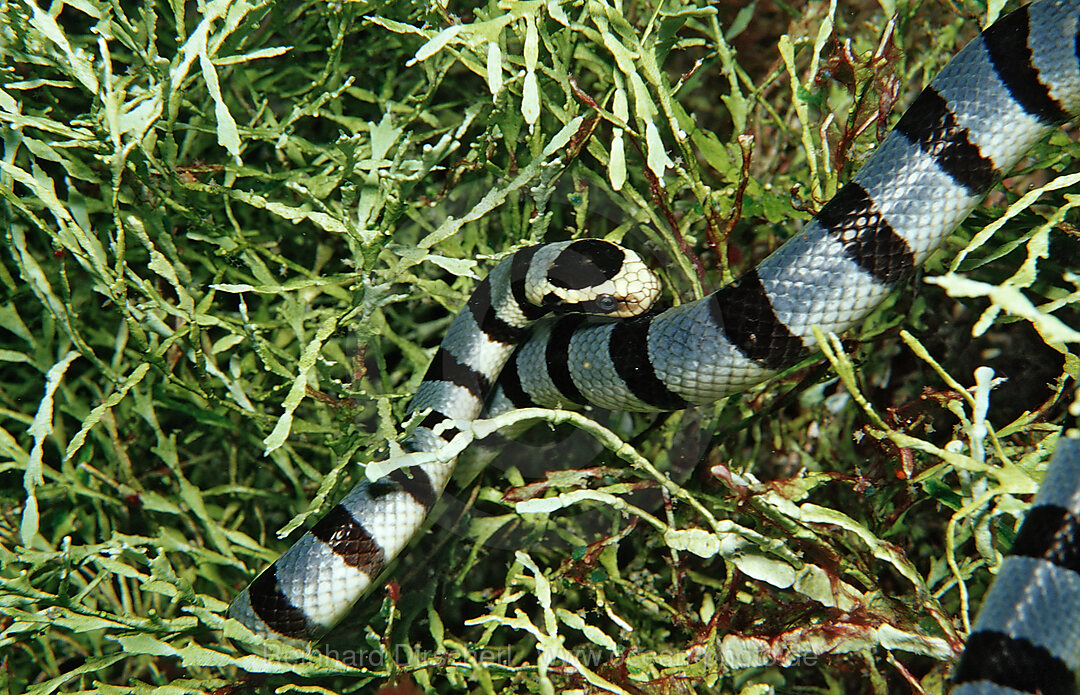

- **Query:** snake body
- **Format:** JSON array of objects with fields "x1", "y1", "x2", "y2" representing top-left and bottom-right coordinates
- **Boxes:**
[
  {"x1": 230, "y1": 0, "x2": 1080, "y2": 690},
  {"x1": 951, "y1": 438, "x2": 1080, "y2": 694},
  {"x1": 229, "y1": 240, "x2": 660, "y2": 641},
  {"x1": 490, "y1": 0, "x2": 1080, "y2": 415}
]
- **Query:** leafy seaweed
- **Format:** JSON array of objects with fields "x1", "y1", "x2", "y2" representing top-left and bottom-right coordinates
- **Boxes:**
[{"x1": 2, "y1": 0, "x2": 1079, "y2": 693}]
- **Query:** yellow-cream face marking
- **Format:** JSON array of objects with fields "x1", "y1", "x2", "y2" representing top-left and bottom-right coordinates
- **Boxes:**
[
  {"x1": 577, "y1": 250, "x2": 660, "y2": 318},
  {"x1": 527, "y1": 240, "x2": 661, "y2": 318}
]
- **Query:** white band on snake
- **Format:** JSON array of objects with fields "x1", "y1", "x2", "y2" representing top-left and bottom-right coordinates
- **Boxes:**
[{"x1": 230, "y1": 1, "x2": 1080, "y2": 692}]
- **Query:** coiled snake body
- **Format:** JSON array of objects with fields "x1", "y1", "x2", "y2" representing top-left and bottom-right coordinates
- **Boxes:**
[{"x1": 231, "y1": 1, "x2": 1080, "y2": 691}]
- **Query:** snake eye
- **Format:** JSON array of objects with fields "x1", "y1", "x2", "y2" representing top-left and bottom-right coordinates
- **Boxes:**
[{"x1": 595, "y1": 294, "x2": 619, "y2": 313}]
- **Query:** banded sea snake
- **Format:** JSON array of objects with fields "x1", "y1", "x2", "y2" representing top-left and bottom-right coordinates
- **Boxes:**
[{"x1": 230, "y1": 0, "x2": 1080, "y2": 690}]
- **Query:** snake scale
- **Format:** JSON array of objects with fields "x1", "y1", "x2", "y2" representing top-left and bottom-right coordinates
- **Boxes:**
[{"x1": 230, "y1": 0, "x2": 1080, "y2": 691}]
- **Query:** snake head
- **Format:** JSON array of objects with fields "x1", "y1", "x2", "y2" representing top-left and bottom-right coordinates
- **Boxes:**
[{"x1": 532, "y1": 239, "x2": 661, "y2": 318}]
